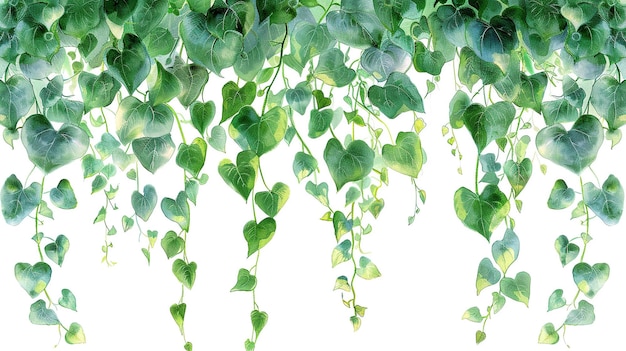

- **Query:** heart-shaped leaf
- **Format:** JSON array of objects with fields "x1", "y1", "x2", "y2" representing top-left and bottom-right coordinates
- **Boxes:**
[
  {"x1": 173, "y1": 63, "x2": 209, "y2": 108},
  {"x1": 504, "y1": 158, "x2": 532, "y2": 197},
  {"x1": 547, "y1": 289, "x2": 566, "y2": 312},
  {"x1": 251, "y1": 310, "x2": 268, "y2": 338},
  {"x1": 305, "y1": 181, "x2": 329, "y2": 207},
  {"x1": 59, "y1": 288, "x2": 77, "y2": 311},
  {"x1": 333, "y1": 210, "x2": 353, "y2": 241},
  {"x1": 513, "y1": 72, "x2": 548, "y2": 113},
  {"x1": 105, "y1": 33, "x2": 150, "y2": 94},
  {"x1": 491, "y1": 229, "x2": 519, "y2": 274},
  {"x1": 313, "y1": 48, "x2": 356, "y2": 87},
  {"x1": 324, "y1": 138, "x2": 374, "y2": 191},
  {"x1": 356, "y1": 256, "x2": 382, "y2": 280},
  {"x1": 413, "y1": 41, "x2": 445, "y2": 76},
  {"x1": 466, "y1": 16, "x2": 517, "y2": 63},
  {"x1": 132, "y1": 0, "x2": 167, "y2": 38},
  {"x1": 49, "y1": 179, "x2": 77, "y2": 210},
  {"x1": 462, "y1": 306, "x2": 484, "y2": 323},
  {"x1": 221, "y1": 81, "x2": 256, "y2": 123},
  {"x1": 172, "y1": 259, "x2": 197, "y2": 290},
  {"x1": 29, "y1": 299, "x2": 60, "y2": 325},
  {"x1": 161, "y1": 231, "x2": 185, "y2": 259},
  {"x1": 231, "y1": 268, "x2": 257, "y2": 292},
  {"x1": 190, "y1": 101, "x2": 215, "y2": 136},
  {"x1": 382, "y1": 132, "x2": 423, "y2": 178},
  {"x1": 255, "y1": 182, "x2": 290, "y2": 217},
  {"x1": 554, "y1": 235, "x2": 580, "y2": 266},
  {"x1": 500, "y1": 271, "x2": 531, "y2": 307},
  {"x1": 229, "y1": 106, "x2": 288, "y2": 156},
  {"x1": 65, "y1": 322, "x2": 86, "y2": 344},
  {"x1": 476, "y1": 258, "x2": 501, "y2": 295},
  {"x1": 591, "y1": 75, "x2": 626, "y2": 130},
  {"x1": 538, "y1": 323, "x2": 559, "y2": 344},
  {"x1": 573, "y1": 262, "x2": 609, "y2": 298},
  {"x1": 583, "y1": 174, "x2": 624, "y2": 226},
  {"x1": 331, "y1": 239, "x2": 352, "y2": 268},
  {"x1": 21, "y1": 114, "x2": 89, "y2": 174},
  {"x1": 243, "y1": 218, "x2": 276, "y2": 257},
  {"x1": 176, "y1": 138, "x2": 207, "y2": 178},
  {"x1": 1, "y1": 174, "x2": 42, "y2": 226},
  {"x1": 290, "y1": 21, "x2": 335, "y2": 71},
  {"x1": 131, "y1": 185, "x2": 157, "y2": 222},
  {"x1": 104, "y1": 0, "x2": 137, "y2": 25},
  {"x1": 326, "y1": 8, "x2": 385, "y2": 49},
  {"x1": 361, "y1": 44, "x2": 410, "y2": 82},
  {"x1": 132, "y1": 134, "x2": 176, "y2": 174},
  {"x1": 170, "y1": 303, "x2": 186, "y2": 335},
  {"x1": 208, "y1": 125, "x2": 227, "y2": 152},
  {"x1": 564, "y1": 300, "x2": 595, "y2": 326},
  {"x1": 286, "y1": 82, "x2": 313, "y2": 115},
  {"x1": 161, "y1": 191, "x2": 190, "y2": 232},
  {"x1": 459, "y1": 47, "x2": 504, "y2": 90},
  {"x1": 78, "y1": 71, "x2": 121, "y2": 113},
  {"x1": 454, "y1": 185, "x2": 510, "y2": 242},
  {"x1": 218, "y1": 150, "x2": 258, "y2": 201},
  {"x1": 15, "y1": 262, "x2": 52, "y2": 298},
  {"x1": 368, "y1": 72, "x2": 424, "y2": 118},
  {"x1": 307, "y1": 109, "x2": 333, "y2": 138},
  {"x1": 44, "y1": 234, "x2": 70, "y2": 267},
  {"x1": 116, "y1": 96, "x2": 174, "y2": 145},
  {"x1": 15, "y1": 19, "x2": 59, "y2": 59},
  {"x1": 462, "y1": 101, "x2": 516, "y2": 153},
  {"x1": 547, "y1": 179, "x2": 575, "y2": 209},
  {"x1": 0, "y1": 75, "x2": 35, "y2": 129},
  {"x1": 59, "y1": 0, "x2": 102, "y2": 38},
  {"x1": 536, "y1": 114, "x2": 603, "y2": 174},
  {"x1": 149, "y1": 61, "x2": 181, "y2": 106},
  {"x1": 293, "y1": 152, "x2": 317, "y2": 182}
]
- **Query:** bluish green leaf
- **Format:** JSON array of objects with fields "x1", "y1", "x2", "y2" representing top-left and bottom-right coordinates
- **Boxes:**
[
  {"x1": 44, "y1": 234, "x2": 70, "y2": 267},
  {"x1": 78, "y1": 71, "x2": 121, "y2": 113},
  {"x1": 143, "y1": 27, "x2": 175, "y2": 57},
  {"x1": 0, "y1": 75, "x2": 35, "y2": 129},
  {"x1": 373, "y1": 0, "x2": 410, "y2": 33},
  {"x1": 286, "y1": 82, "x2": 312, "y2": 115},
  {"x1": 361, "y1": 43, "x2": 410, "y2": 82},
  {"x1": 491, "y1": 229, "x2": 519, "y2": 274},
  {"x1": 29, "y1": 300, "x2": 59, "y2": 325},
  {"x1": 525, "y1": 0, "x2": 566, "y2": 40},
  {"x1": 290, "y1": 22, "x2": 335, "y2": 70},
  {"x1": 476, "y1": 257, "x2": 501, "y2": 295},
  {"x1": 161, "y1": 191, "x2": 190, "y2": 232},
  {"x1": 15, "y1": 19, "x2": 59, "y2": 59},
  {"x1": 116, "y1": 96, "x2": 175, "y2": 145},
  {"x1": 307, "y1": 109, "x2": 333, "y2": 138},
  {"x1": 466, "y1": 16, "x2": 517, "y2": 63},
  {"x1": 548, "y1": 179, "x2": 575, "y2": 210},
  {"x1": 564, "y1": 300, "x2": 595, "y2": 325},
  {"x1": 583, "y1": 175, "x2": 624, "y2": 226},
  {"x1": 327, "y1": 8, "x2": 385, "y2": 49},
  {"x1": 504, "y1": 158, "x2": 532, "y2": 197},
  {"x1": 565, "y1": 15, "x2": 610, "y2": 59},
  {"x1": 541, "y1": 99, "x2": 579, "y2": 125},
  {"x1": 368, "y1": 72, "x2": 424, "y2": 118},
  {"x1": 458, "y1": 47, "x2": 504, "y2": 90},
  {"x1": 514, "y1": 72, "x2": 547, "y2": 113},
  {"x1": 59, "y1": 288, "x2": 77, "y2": 311},
  {"x1": 1, "y1": 175, "x2": 42, "y2": 226},
  {"x1": 573, "y1": 262, "x2": 609, "y2": 298},
  {"x1": 547, "y1": 289, "x2": 566, "y2": 311},
  {"x1": 462, "y1": 101, "x2": 515, "y2": 153},
  {"x1": 413, "y1": 41, "x2": 445, "y2": 76},
  {"x1": 555, "y1": 235, "x2": 580, "y2": 266},
  {"x1": 190, "y1": 101, "x2": 215, "y2": 136},
  {"x1": 132, "y1": 185, "x2": 157, "y2": 221},
  {"x1": 590, "y1": 75, "x2": 626, "y2": 130},
  {"x1": 15, "y1": 262, "x2": 51, "y2": 298},
  {"x1": 59, "y1": 0, "x2": 102, "y2": 38}
]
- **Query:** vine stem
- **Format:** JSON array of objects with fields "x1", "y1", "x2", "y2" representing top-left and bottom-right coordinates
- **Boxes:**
[
  {"x1": 35, "y1": 174, "x2": 46, "y2": 261},
  {"x1": 174, "y1": 112, "x2": 187, "y2": 145},
  {"x1": 349, "y1": 202, "x2": 358, "y2": 317},
  {"x1": 474, "y1": 154, "x2": 480, "y2": 194},
  {"x1": 262, "y1": 24, "x2": 288, "y2": 115}
]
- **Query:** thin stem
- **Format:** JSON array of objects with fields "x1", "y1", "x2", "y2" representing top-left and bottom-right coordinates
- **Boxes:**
[
  {"x1": 35, "y1": 175, "x2": 46, "y2": 261},
  {"x1": 475, "y1": 154, "x2": 480, "y2": 194},
  {"x1": 262, "y1": 24, "x2": 288, "y2": 115}
]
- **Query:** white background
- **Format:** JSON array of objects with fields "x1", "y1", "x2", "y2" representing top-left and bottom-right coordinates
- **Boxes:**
[{"x1": 1, "y1": 65, "x2": 625, "y2": 351}]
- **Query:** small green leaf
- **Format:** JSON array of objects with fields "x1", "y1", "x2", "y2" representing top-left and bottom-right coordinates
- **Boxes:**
[
  {"x1": 132, "y1": 134, "x2": 176, "y2": 174},
  {"x1": 504, "y1": 158, "x2": 532, "y2": 197},
  {"x1": 500, "y1": 271, "x2": 531, "y2": 307},
  {"x1": 454, "y1": 185, "x2": 510, "y2": 242},
  {"x1": 356, "y1": 256, "x2": 381, "y2": 280},
  {"x1": 122, "y1": 215, "x2": 134, "y2": 232},
  {"x1": 573, "y1": 262, "x2": 609, "y2": 299},
  {"x1": 462, "y1": 101, "x2": 516, "y2": 153},
  {"x1": 29, "y1": 299, "x2": 60, "y2": 325},
  {"x1": 286, "y1": 82, "x2": 313, "y2": 115},
  {"x1": 172, "y1": 259, "x2": 197, "y2": 290},
  {"x1": 243, "y1": 218, "x2": 276, "y2": 257},
  {"x1": 132, "y1": 185, "x2": 158, "y2": 222},
  {"x1": 251, "y1": 310, "x2": 268, "y2": 338},
  {"x1": 105, "y1": 34, "x2": 150, "y2": 94},
  {"x1": 475, "y1": 330, "x2": 486, "y2": 344},
  {"x1": 231, "y1": 268, "x2": 257, "y2": 292},
  {"x1": 170, "y1": 303, "x2": 186, "y2": 335},
  {"x1": 492, "y1": 292, "x2": 506, "y2": 314},
  {"x1": 305, "y1": 181, "x2": 329, "y2": 207},
  {"x1": 554, "y1": 235, "x2": 580, "y2": 267},
  {"x1": 324, "y1": 138, "x2": 374, "y2": 191},
  {"x1": 350, "y1": 315, "x2": 361, "y2": 331},
  {"x1": 65, "y1": 322, "x2": 86, "y2": 344},
  {"x1": 293, "y1": 152, "x2": 317, "y2": 182},
  {"x1": 583, "y1": 175, "x2": 624, "y2": 226},
  {"x1": 149, "y1": 62, "x2": 181, "y2": 106},
  {"x1": 218, "y1": 150, "x2": 258, "y2": 201},
  {"x1": 413, "y1": 41, "x2": 445, "y2": 76},
  {"x1": 176, "y1": 138, "x2": 207, "y2": 178},
  {"x1": 44, "y1": 234, "x2": 70, "y2": 267},
  {"x1": 326, "y1": 8, "x2": 384, "y2": 49},
  {"x1": 382, "y1": 131, "x2": 423, "y2": 178},
  {"x1": 547, "y1": 179, "x2": 575, "y2": 210},
  {"x1": 334, "y1": 275, "x2": 350, "y2": 292},
  {"x1": 190, "y1": 101, "x2": 215, "y2": 136},
  {"x1": 491, "y1": 229, "x2": 520, "y2": 274},
  {"x1": 462, "y1": 306, "x2": 483, "y2": 323},
  {"x1": 449, "y1": 91, "x2": 470, "y2": 129},
  {"x1": 332, "y1": 239, "x2": 352, "y2": 267},
  {"x1": 15, "y1": 262, "x2": 52, "y2": 298},
  {"x1": 538, "y1": 323, "x2": 559, "y2": 344},
  {"x1": 547, "y1": 289, "x2": 566, "y2": 312},
  {"x1": 255, "y1": 183, "x2": 290, "y2": 217},
  {"x1": 59, "y1": 289, "x2": 77, "y2": 311},
  {"x1": 1, "y1": 175, "x2": 42, "y2": 226},
  {"x1": 513, "y1": 72, "x2": 547, "y2": 113},
  {"x1": 244, "y1": 339, "x2": 255, "y2": 351},
  {"x1": 333, "y1": 211, "x2": 353, "y2": 241},
  {"x1": 476, "y1": 257, "x2": 501, "y2": 295},
  {"x1": 564, "y1": 300, "x2": 595, "y2": 326},
  {"x1": 368, "y1": 72, "x2": 424, "y2": 118},
  {"x1": 161, "y1": 192, "x2": 190, "y2": 232},
  {"x1": 591, "y1": 75, "x2": 626, "y2": 130},
  {"x1": 221, "y1": 81, "x2": 256, "y2": 123}
]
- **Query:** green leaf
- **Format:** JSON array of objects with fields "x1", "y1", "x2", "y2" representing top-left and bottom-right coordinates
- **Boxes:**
[
  {"x1": 161, "y1": 191, "x2": 190, "y2": 232},
  {"x1": 59, "y1": 0, "x2": 102, "y2": 37},
  {"x1": 554, "y1": 235, "x2": 580, "y2": 267},
  {"x1": 105, "y1": 34, "x2": 150, "y2": 94},
  {"x1": 48, "y1": 179, "x2": 76, "y2": 210},
  {"x1": 243, "y1": 218, "x2": 276, "y2": 257},
  {"x1": 449, "y1": 90, "x2": 471, "y2": 129},
  {"x1": 462, "y1": 101, "x2": 516, "y2": 153},
  {"x1": 466, "y1": 16, "x2": 517, "y2": 63},
  {"x1": 244, "y1": 339, "x2": 255, "y2": 351},
  {"x1": 476, "y1": 257, "x2": 501, "y2": 295},
  {"x1": 149, "y1": 62, "x2": 181, "y2": 106},
  {"x1": 15, "y1": 19, "x2": 59, "y2": 59},
  {"x1": 257, "y1": 0, "x2": 296, "y2": 24},
  {"x1": 170, "y1": 303, "x2": 186, "y2": 335},
  {"x1": 29, "y1": 299, "x2": 60, "y2": 325},
  {"x1": 413, "y1": 41, "x2": 445, "y2": 76},
  {"x1": 78, "y1": 71, "x2": 121, "y2": 113},
  {"x1": 231, "y1": 268, "x2": 257, "y2": 292},
  {"x1": 327, "y1": 8, "x2": 384, "y2": 49},
  {"x1": 332, "y1": 239, "x2": 352, "y2": 267},
  {"x1": 174, "y1": 64, "x2": 209, "y2": 108},
  {"x1": 190, "y1": 101, "x2": 215, "y2": 136},
  {"x1": 59, "y1": 289, "x2": 77, "y2": 311},
  {"x1": 313, "y1": 48, "x2": 356, "y2": 87},
  {"x1": 143, "y1": 27, "x2": 175, "y2": 57},
  {"x1": 368, "y1": 72, "x2": 424, "y2": 118},
  {"x1": 324, "y1": 138, "x2": 374, "y2": 191},
  {"x1": 565, "y1": 15, "x2": 610, "y2": 59},
  {"x1": 462, "y1": 306, "x2": 483, "y2": 323},
  {"x1": 541, "y1": 99, "x2": 579, "y2": 125},
  {"x1": 21, "y1": 114, "x2": 88, "y2": 174},
  {"x1": 229, "y1": 106, "x2": 288, "y2": 156},
  {"x1": 0, "y1": 75, "x2": 35, "y2": 129},
  {"x1": 373, "y1": 0, "x2": 409, "y2": 32},
  {"x1": 44, "y1": 234, "x2": 70, "y2": 267},
  {"x1": 573, "y1": 262, "x2": 610, "y2": 299},
  {"x1": 209, "y1": 125, "x2": 227, "y2": 152},
  {"x1": 525, "y1": 0, "x2": 566, "y2": 40},
  {"x1": 513, "y1": 72, "x2": 547, "y2": 113},
  {"x1": 583, "y1": 175, "x2": 624, "y2": 226},
  {"x1": 500, "y1": 271, "x2": 531, "y2": 307},
  {"x1": 132, "y1": 134, "x2": 175, "y2": 174},
  {"x1": 382, "y1": 132, "x2": 423, "y2": 178},
  {"x1": 15, "y1": 262, "x2": 52, "y2": 298},
  {"x1": 47, "y1": 99, "x2": 84, "y2": 125},
  {"x1": 65, "y1": 322, "x2": 86, "y2": 344},
  {"x1": 492, "y1": 292, "x2": 506, "y2": 314},
  {"x1": 536, "y1": 115, "x2": 604, "y2": 174},
  {"x1": 361, "y1": 44, "x2": 410, "y2": 82},
  {"x1": 305, "y1": 181, "x2": 329, "y2": 207},
  {"x1": 116, "y1": 96, "x2": 174, "y2": 145},
  {"x1": 454, "y1": 185, "x2": 510, "y2": 242},
  {"x1": 547, "y1": 289, "x2": 566, "y2": 312},
  {"x1": 122, "y1": 215, "x2": 134, "y2": 232},
  {"x1": 290, "y1": 22, "x2": 335, "y2": 71},
  {"x1": 286, "y1": 82, "x2": 312, "y2": 115},
  {"x1": 564, "y1": 300, "x2": 595, "y2": 326},
  {"x1": 306, "y1": 108, "x2": 333, "y2": 139},
  {"x1": 1, "y1": 175, "x2": 42, "y2": 226},
  {"x1": 132, "y1": 0, "x2": 167, "y2": 38},
  {"x1": 132, "y1": 185, "x2": 157, "y2": 222},
  {"x1": 491, "y1": 229, "x2": 519, "y2": 274},
  {"x1": 504, "y1": 158, "x2": 532, "y2": 197},
  {"x1": 221, "y1": 81, "x2": 256, "y2": 123},
  {"x1": 176, "y1": 138, "x2": 207, "y2": 178},
  {"x1": 255, "y1": 182, "x2": 290, "y2": 217},
  {"x1": 356, "y1": 256, "x2": 381, "y2": 280},
  {"x1": 293, "y1": 152, "x2": 317, "y2": 182},
  {"x1": 172, "y1": 259, "x2": 197, "y2": 290},
  {"x1": 161, "y1": 231, "x2": 185, "y2": 259},
  {"x1": 334, "y1": 275, "x2": 350, "y2": 292},
  {"x1": 458, "y1": 46, "x2": 503, "y2": 90},
  {"x1": 591, "y1": 76, "x2": 626, "y2": 130},
  {"x1": 547, "y1": 180, "x2": 575, "y2": 210},
  {"x1": 250, "y1": 310, "x2": 268, "y2": 338},
  {"x1": 104, "y1": 0, "x2": 137, "y2": 24},
  {"x1": 218, "y1": 150, "x2": 259, "y2": 201},
  {"x1": 475, "y1": 330, "x2": 486, "y2": 344},
  {"x1": 538, "y1": 323, "x2": 559, "y2": 344}
]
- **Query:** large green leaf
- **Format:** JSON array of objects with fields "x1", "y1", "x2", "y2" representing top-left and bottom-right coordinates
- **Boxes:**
[
  {"x1": 218, "y1": 150, "x2": 258, "y2": 201},
  {"x1": 15, "y1": 19, "x2": 59, "y2": 59},
  {"x1": 190, "y1": 101, "x2": 215, "y2": 136},
  {"x1": 437, "y1": 4, "x2": 473, "y2": 47},
  {"x1": 368, "y1": 72, "x2": 424, "y2": 118},
  {"x1": 382, "y1": 131, "x2": 423, "y2": 178},
  {"x1": 476, "y1": 257, "x2": 501, "y2": 295},
  {"x1": 243, "y1": 217, "x2": 276, "y2": 257},
  {"x1": 541, "y1": 99, "x2": 579, "y2": 125},
  {"x1": 149, "y1": 61, "x2": 181, "y2": 106},
  {"x1": 564, "y1": 300, "x2": 595, "y2": 326},
  {"x1": 104, "y1": 0, "x2": 137, "y2": 25},
  {"x1": 536, "y1": 114, "x2": 603, "y2": 174},
  {"x1": 105, "y1": 33, "x2": 151, "y2": 94},
  {"x1": 412, "y1": 41, "x2": 445, "y2": 76},
  {"x1": 313, "y1": 48, "x2": 356, "y2": 87},
  {"x1": 491, "y1": 229, "x2": 519, "y2": 274},
  {"x1": 59, "y1": 0, "x2": 102, "y2": 38},
  {"x1": 229, "y1": 106, "x2": 287, "y2": 156},
  {"x1": 78, "y1": 71, "x2": 121, "y2": 113},
  {"x1": 466, "y1": 16, "x2": 517, "y2": 63},
  {"x1": 326, "y1": 8, "x2": 385, "y2": 49},
  {"x1": 131, "y1": 134, "x2": 176, "y2": 173},
  {"x1": 173, "y1": 63, "x2": 209, "y2": 108},
  {"x1": 257, "y1": 0, "x2": 297, "y2": 24},
  {"x1": 458, "y1": 47, "x2": 504, "y2": 90},
  {"x1": 565, "y1": 15, "x2": 610, "y2": 59},
  {"x1": 373, "y1": 0, "x2": 410, "y2": 33},
  {"x1": 0, "y1": 75, "x2": 35, "y2": 129},
  {"x1": 324, "y1": 138, "x2": 374, "y2": 191},
  {"x1": 116, "y1": 96, "x2": 174, "y2": 145},
  {"x1": 286, "y1": 82, "x2": 312, "y2": 115},
  {"x1": 525, "y1": 0, "x2": 566, "y2": 40},
  {"x1": 222, "y1": 81, "x2": 256, "y2": 123},
  {"x1": 1, "y1": 174, "x2": 41, "y2": 226},
  {"x1": 590, "y1": 75, "x2": 626, "y2": 130},
  {"x1": 462, "y1": 101, "x2": 515, "y2": 153},
  {"x1": 307, "y1": 109, "x2": 333, "y2": 139},
  {"x1": 454, "y1": 185, "x2": 510, "y2": 242},
  {"x1": 573, "y1": 262, "x2": 609, "y2": 299},
  {"x1": 21, "y1": 114, "x2": 89, "y2": 174},
  {"x1": 46, "y1": 99, "x2": 84, "y2": 125},
  {"x1": 290, "y1": 21, "x2": 334, "y2": 69},
  {"x1": 500, "y1": 271, "x2": 531, "y2": 307},
  {"x1": 0, "y1": 0, "x2": 26, "y2": 30},
  {"x1": 15, "y1": 262, "x2": 51, "y2": 298},
  {"x1": 583, "y1": 175, "x2": 624, "y2": 226},
  {"x1": 161, "y1": 191, "x2": 190, "y2": 232},
  {"x1": 513, "y1": 72, "x2": 547, "y2": 113}
]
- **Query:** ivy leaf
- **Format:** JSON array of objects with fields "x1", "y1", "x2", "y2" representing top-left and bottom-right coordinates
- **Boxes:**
[
  {"x1": 255, "y1": 182, "x2": 290, "y2": 217},
  {"x1": 243, "y1": 218, "x2": 276, "y2": 257},
  {"x1": 105, "y1": 34, "x2": 151, "y2": 94},
  {"x1": 514, "y1": 72, "x2": 547, "y2": 113},
  {"x1": 172, "y1": 259, "x2": 197, "y2": 290},
  {"x1": 143, "y1": 27, "x2": 175, "y2": 57},
  {"x1": 78, "y1": 71, "x2": 121, "y2": 113},
  {"x1": 15, "y1": 262, "x2": 52, "y2": 298},
  {"x1": 491, "y1": 291, "x2": 506, "y2": 314},
  {"x1": 536, "y1": 114, "x2": 604, "y2": 174},
  {"x1": 44, "y1": 234, "x2": 70, "y2": 267},
  {"x1": 293, "y1": 152, "x2": 317, "y2": 182},
  {"x1": 161, "y1": 231, "x2": 185, "y2": 259},
  {"x1": 449, "y1": 90, "x2": 471, "y2": 129},
  {"x1": 565, "y1": 15, "x2": 610, "y2": 59},
  {"x1": 307, "y1": 109, "x2": 333, "y2": 138},
  {"x1": 373, "y1": 0, "x2": 410, "y2": 33},
  {"x1": 0, "y1": 75, "x2": 35, "y2": 129},
  {"x1": 554, "y1": 235, "x2": 580, "y2": 267},
  {"x1": 368, "y1": 72, "x2": 424, "y2": 119},
  {"x1": 176, "y1": 138, "x2": 207, "y2": 178},
  {"x1": 149, "y1": 61, "x2": 181, "y2": 106},
  {"x1": 47, "y1": 99, "x2": 84, "y2": 125},
  {"x1": 209, "y1": 125, "x2": 227, "y2": 153},
  {"x1": 218, "y1": 150, "x2": 259, "y2": 201},
  {"x1": 231, "y1": 268, "x2": 257, "y2": 292},
  {"x1": 361, "y1": 44, "x2": 410, "y2": 82},
  {"x1": 564, "y1": 300, "x2": 595, "y2": 326},
  {"x1": 21, "y1": 114, "x2": 89, "y2": 174},
  {"x1": 290, "y1": 22, "x2": 335, "y2": 70},
  {"x1": 250, "y1": 310, "x2": 268, "y2": 338},
  {"x1": 561, "y1": 2, "x2": 597, "y2": 30},
  {"x1": 29, "y1": 300, "x2": 60, "y2": 325},
  {"x1": 132, "y1": 0, "x2": 167, "y2": 38},
  {"x1": 583, "y1": 175, "x2": 624, "y2": 226},
  {"x1": 547, "y1": 179, "x2": 575, "y2": 210},
  {"x1": 173, "y1": 64, "x2": 209, "y2": 108},
  {"x1": 59, "y1": 0, "x2": 102, "y2": 38},
  {"x1": 14, "y1": 19, "x2": 57, "y2": 59},
  {"x1": 170, "y1": 303, "x2": 186, "y2": 335},
  {"x1": 500, "y1": 271, "x2": 531, "y2": 307},
  {"x1": 466, "y1": 16, "x2": 517, "y2": 63},
  {"x1": 382, "y1": 131, "x2": 423, "y2": 178},
  {"x1": 326, "y1": 8, "x2": 385, "y2": 49},
  {"x1": 324, "y1": 138, "x2": 374, "y2": 191},
  {"x1": 541, "y1": 99, "x2": 579, "y2": 125},
  {"x1": 116, "y1": 96, "x2": 174, "y2": 145},
  {"x1": 412, "y1": 41, "x2": 445, "y2": 76},
  {"x1": 132, "y1": 134, "x2": 176, "y2": 174},
  {"x1": 462, "y1": 306, "x2": 483, "y2": 323},
  {"x1": 333, "y1": 210, "x2": 353, "y2": 241},
  {"x1": 190, "y1": 101, "x2": 215, "y2": 136},
  {"x1": 131, "y1": 185, "x2": 158, "y2": 222},
  {"x1": 525, "y1": 0, "x2": 566, "y2": 40},
  {"x1": 547, "y1": 289, "x2": 566, "y2": 312},
  {"x1": 491, "y1": 229, "x2": 519, "y2": 275},
  {"x1": 476, "y1": 257, "x2": 501, "y2": 295},
  {"x1": 538, "y1": 323, "x2": 559, "y2": 344},
  {"x1": 286, "y1": 82, "x2": 312, "y2": 115},
  {"x1": 590, "y1": 75, "x2": 626, "y2": 130},
  {"x1": 462, "y1": 101, "x2": 515, "y2": 153},
  {"x1": 313, "y1": 48, "x2": 356, "y2": 87},
  {"x1": 1, "y1": 175, "x2": 42, "y2": 226},
  {"x1": 331, "y1": 239, "x2": 352, "y2": 267},
  {"x1": 573, "y1": 262, "x2": 609, "y2": 299},
  {"x1": 221, "y1": 81, "x2": 256, "y2": 123},
  {"x1": 65, "y1": 322, "x2": 86, "y2": 344},
  {"x1": 161, "y1": 191, "x2": 190, "y2": 232},
  {"x1": 356, "y1": 256, "x2": 382, "y2": 280},
  {"x1": 104, "y1": 0, "x2": 137, "y2": 24},
  {"x1": 59, "y1": 289, "x2": 77, "y2": 311},
  {"x1": 257, "y1": 0, "x2": 297, "y2": 24},
  {"x1": 454, "y1": 185, "x2": 510, "y2": 242},
  {"x1": 334, "y1": 275, "x2": 350, "y2": 292},
  {"x1": 458, "y1": 47, "x2": 503, "y2": 90},
  {"x1": 504, "y1": 158, "x2": 532, "y2": 197},
  {"x1": 229, "y1": 106, "x2": 288, "y2": 156}
]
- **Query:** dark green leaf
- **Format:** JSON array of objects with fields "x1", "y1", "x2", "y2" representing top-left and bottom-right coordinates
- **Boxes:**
[
  {"x1": 190, "y1": 101, "x2": 215, "y2": 136},
  {"x1": 565, "y1": 15, "x2": 610, "y2": 59},
  {"x1": 255, "y1": 182, "x2": 290, "y2": 217},
  {"x1": 221, "y1": 81, "x2": 256, "y2": 122},
  {"x1": 143, "y1": 27, "x2": 175, "y2": 57},
  {"x1": 0, "y1": 75, "x2": 35, "y2": 129},
  {"x1": 462, "y1": 101, "x2": 515, "y2": 153},
  {"x1": 231, "y1": 268, "x2": 257, "y2": 292},
  {"x1": 590, "y1": 75, "x2": 626, "y2": 130},
  {"x1": 368, "y1": 72, "x2": 424, "y2": 118},
  {"x1": 413, "y1": 41, "x2": 445, "y2": 76},
  {"x1": 104, "y1": 0, "x2": 137, "y2": 24},
  {"x1": 326, "y1": 9, "x2": 385, "y2": 49},
  {"x1": 149, "y1": 62, "x2": 181, "y2": 106},
  {"x1": 324, "y1": 138, "x2": 374, "y2": 191},
  {"x1": 173, "y1": 64, "x2": 209, "y2": 108},
  {"x1": 15, "y1": 19, "x2": 59, "y2": 59},
  {"x1": 458, "y1": 47, "x2": 504, "y2": 90},
  {"x1": 132, "y1": 185, "x2": 157, "y2": 221},
  {"x1": 476, "y1": 257, "x2": 501, "y2": 295},
  {"x1": 513, "y1": 72, "x2": 547, "y2": 113},
  {"x1": 466, "y1": 16, "x2": 517, "y2": 63},
  {"x1": 176, "y1": 138, "x2": 207, "y2": 177},
  {"x1": 50, "y1": 179, "x2": 77, "y2": 210},
  {"x1": 286, "y1": 82, "x2": 312, "y2": 115},
  {"x1": 257, "y1": 0, "x2": 296, "y2": 24},
  {"x1": 59, "y1": 289, "x2": 77, "y2": 311},
  {"x1": 307, "y1": 109, "x2": 333, "y2": 138},
  {"x1": 229, "y1": 106, "x2": 288, "y2": 156},
  {"x1": 208, "y1": 125, "x2": 227, "y2": 152},
  {"x1": 116, "y1": 96, "x2": 175, "y2": 145},
  {"x1": 78, "y1": 71, "x2": 121, "y2": 113},
  {"x1": 105, "y1": 34, "x2": 151, "y2": 94}
]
